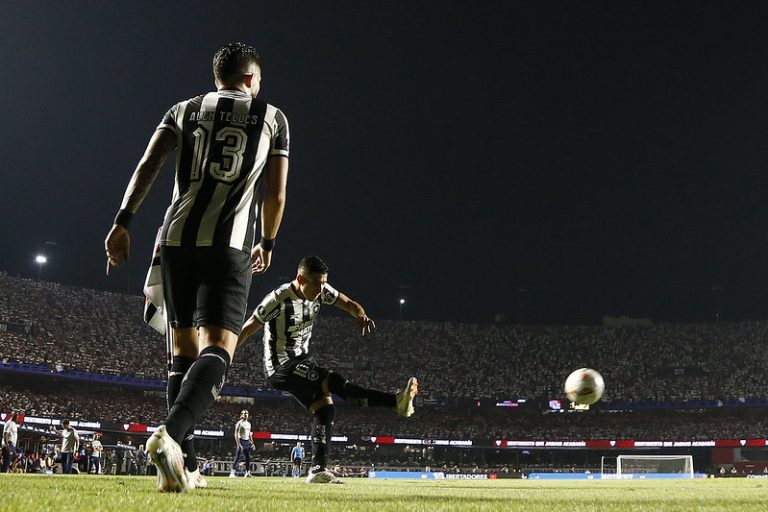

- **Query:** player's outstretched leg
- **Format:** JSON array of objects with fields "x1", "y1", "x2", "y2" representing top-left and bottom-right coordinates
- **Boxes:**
[
  {"x1": 146, "y1": 425, "x2": 188, "y2": 492},
  {"x1": 326, "y1": 372, "x2": 419, "y2": 417}
]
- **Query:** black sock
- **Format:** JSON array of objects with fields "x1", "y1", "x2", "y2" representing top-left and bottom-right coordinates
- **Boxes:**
[
  {"x1": 164, "y1": 346, "x2": 230, "y2": 441},
  {"x1": 310, "y1": 404, "x2": 335, "y2": 471},
  {"x1": 167, "y1": 356, "x2": 195, "y2": 409},
  {"x1": 327, "y1": 372, "x2": 396, "y2": 408},
  {"x1": 182, "y1": 432, "x2": 197, "y2": 472},
  {"x1": 167, "y1": 356, "x2": 198, "y2": 472}
]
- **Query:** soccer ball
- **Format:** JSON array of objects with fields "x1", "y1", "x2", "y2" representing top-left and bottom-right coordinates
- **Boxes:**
[{"x1": 564, "y1": 368, "x2": 605, "y2": 405}]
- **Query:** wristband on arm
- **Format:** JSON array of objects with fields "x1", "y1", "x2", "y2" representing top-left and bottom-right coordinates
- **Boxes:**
[
  {"x1": 260, "y1": 237, "x2": 275, "y2": 251},
  {"x1": 113, "y1": 209, "x2": 134, "y2": 228}
]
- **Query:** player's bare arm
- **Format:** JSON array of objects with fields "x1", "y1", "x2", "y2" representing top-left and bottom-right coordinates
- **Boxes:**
[
  {"x1": 104, "y1": 128, "x2": 177, "y2": 274},
  {"x1": 236, "y1": 315, "x2": 264, "y2": 350},
  {"x1": 251, "y1": 155, "x2": 288, "y2": 275},
  {"x1": 334, "y1": 292, "x2": 376, "y2": 335}
]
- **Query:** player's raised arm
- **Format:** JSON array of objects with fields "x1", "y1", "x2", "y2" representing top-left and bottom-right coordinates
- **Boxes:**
[
  {"x1": 334, "y1": 292, "x2": 376, "y2": 335},
  {"x1": 104, "y1": 128, "x2": 176, "y2": 274},
  {"x1": 251, "y1": 155, "x2": 288, "y2": 275},
  {"x1": 236, "y1": 315, "x2": 264, "y2": 350}
]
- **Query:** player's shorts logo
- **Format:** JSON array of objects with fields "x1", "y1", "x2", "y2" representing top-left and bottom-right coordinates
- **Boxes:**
[{"x1": 293, "y1": 362, "x2": 319, "y2": 381}]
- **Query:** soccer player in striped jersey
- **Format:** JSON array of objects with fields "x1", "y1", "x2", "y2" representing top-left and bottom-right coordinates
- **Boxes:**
[
  {"x1": 238, "y1": 256, "x2": 419, "y2": 484},
  {"x1": 105, "y1": 42, "x2": 289, "y2": 492}
]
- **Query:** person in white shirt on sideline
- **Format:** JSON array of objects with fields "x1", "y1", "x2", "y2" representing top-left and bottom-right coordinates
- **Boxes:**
[
  {"x1": 2, "y1": 413, "x2": 19, "y2": 473},
  {"x1": 229, "y1": 410, "x2": 253, "y2": 477},
  {"x1": 50, "y1": 420, "x2": 79, "y2": 474}
]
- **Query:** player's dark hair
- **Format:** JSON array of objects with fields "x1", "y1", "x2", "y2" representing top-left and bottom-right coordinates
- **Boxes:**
[
  {"x1": 213, "y1": 43, "x2": 261, "y2": 84},
  {"x1": 62, "y1": 420, "x2": 70, "y2": 426},
  {"x1": 299, "y1": 255, "x2": 329, "y2": 275}
]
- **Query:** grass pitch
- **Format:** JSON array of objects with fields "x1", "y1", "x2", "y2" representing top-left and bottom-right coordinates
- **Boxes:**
[{"x1": 0, "y1": 474, "x2": 763, "y2": 511}]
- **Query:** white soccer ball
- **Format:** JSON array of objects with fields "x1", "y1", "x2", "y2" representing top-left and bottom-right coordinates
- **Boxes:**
[{"x1": 564, "y1": 368, "x2": 605, "y2": 405}]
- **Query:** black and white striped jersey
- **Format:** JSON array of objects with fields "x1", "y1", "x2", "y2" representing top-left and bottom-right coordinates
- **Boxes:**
[
  {"x1": 254, "y1": 282, "x2": 340, "y2": 377},
  {"x1": 156, "y1": 89, "x2": 289, "y2": 253}
]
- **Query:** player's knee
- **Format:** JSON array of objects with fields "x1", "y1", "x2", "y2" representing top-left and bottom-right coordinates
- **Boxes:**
[
  {"x1": 309, "y1": 396, "x2": 333, "y2": 415},
  {"x1": 325, "y1": 371, "x2": 348, "y2": 395},
  {"x1": 198, "y1": 326, "x2": 239, "y2": 359},
  {"x1": 172, "y1": 327, "x2": 199, "y2": 358}
]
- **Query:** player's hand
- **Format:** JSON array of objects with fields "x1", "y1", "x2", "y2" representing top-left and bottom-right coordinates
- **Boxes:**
[
  {"x1": 357, "y1": 315, "x2": 376, "y2": 336},
  {"x1": 105, "y1": 225, "x2": 130, "y2": 275},
  {"x1": 251, "y1": 243, "x2": 272, "y2": 275}
]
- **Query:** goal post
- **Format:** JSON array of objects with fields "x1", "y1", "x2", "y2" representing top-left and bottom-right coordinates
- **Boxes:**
[
  {"x1": 600, "y1": 456, "x2": 617, "y2": 475},
  {"x1": 616, "y1": 455, "x2": 694, "y2": 479}
]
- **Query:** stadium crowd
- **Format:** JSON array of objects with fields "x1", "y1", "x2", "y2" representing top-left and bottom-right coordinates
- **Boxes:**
[
  {"x1": 1, "y1": 273, "x2": 767, "y2": 404},
  {"x1": 2, "y1": 381, "x2": 767, "y2": 441}
]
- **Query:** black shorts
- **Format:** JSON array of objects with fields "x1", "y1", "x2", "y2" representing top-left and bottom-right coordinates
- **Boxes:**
[
  {"x1": 267, "y1": 358, "x2": 330, "y2": 410},
  {"x1": 293, "y1": 458, "x2": 302, "y2": 465},
  {"x1": 160, "y1": 246, "x2": 251, "y2": 335}
]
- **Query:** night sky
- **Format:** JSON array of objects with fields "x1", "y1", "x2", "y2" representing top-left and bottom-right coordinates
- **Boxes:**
[{"x1": 2, "y1": 2, "x2": 768, "y2": 324}]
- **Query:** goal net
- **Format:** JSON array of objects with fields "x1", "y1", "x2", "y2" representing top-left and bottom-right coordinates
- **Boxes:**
[{"x1": 616, "y1": 455, "x2": 694, "y2": 478}]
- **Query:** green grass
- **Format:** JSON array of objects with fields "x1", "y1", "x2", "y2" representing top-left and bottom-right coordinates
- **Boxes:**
[{"x1": 0, "y1": 475, "x2": 763, "y2": 511}]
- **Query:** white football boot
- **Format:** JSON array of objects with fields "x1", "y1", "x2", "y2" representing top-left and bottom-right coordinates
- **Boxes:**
[
  {"x1": 146, "y1": 425, "x2": 189, "y2": 492},
  {"x1": 306, "y1": 467, "x2": 344, "y2": 484},
  {"x1": 185, "y1": 468, "x2": 208, "y2": 490},
  {"x1": 395, "y1": 377, "x2": 419, "y2": 417}
]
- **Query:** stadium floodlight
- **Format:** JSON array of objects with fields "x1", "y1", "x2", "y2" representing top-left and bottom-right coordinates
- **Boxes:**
[
  {"x1": 35, "y1": 254, "x2": 47, "y2": 281},
  {"x1": 398, "y1": 298, "x2": 406, "y2": 319}
]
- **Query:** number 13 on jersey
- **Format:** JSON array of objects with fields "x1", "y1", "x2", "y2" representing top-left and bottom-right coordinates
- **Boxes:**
[{"x1": 190, "y1": 126, "x2": 248, "y2": 183}]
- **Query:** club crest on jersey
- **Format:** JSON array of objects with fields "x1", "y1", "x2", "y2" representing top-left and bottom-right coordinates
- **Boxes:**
[{"x1": 312, "y1": 304, "x2": 321, "y2": 315}]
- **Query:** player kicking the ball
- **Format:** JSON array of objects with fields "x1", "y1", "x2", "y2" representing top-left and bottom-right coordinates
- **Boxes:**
[{"x1": 238, "y1": 255, "x2": 418, "y2": 484}]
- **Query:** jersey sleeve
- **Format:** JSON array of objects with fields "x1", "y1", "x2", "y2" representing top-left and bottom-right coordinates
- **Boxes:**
[
  {"x1": 254, "y1": 291, "x2": 282, "y2": 323},
  {"x1": 157, "y1": 103, "x2": 180, "y2": 134},
  {"x1": 269, "y1": 108, "x2": 289, "y2": 157},
  {"x1": 320, "y1": 283, "x2": 340, "y2": 305}
]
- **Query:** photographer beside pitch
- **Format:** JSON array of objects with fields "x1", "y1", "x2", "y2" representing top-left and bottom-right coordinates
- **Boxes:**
[{"x1": 238, "y1": 255, "x2": 418, "y2": 484}]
